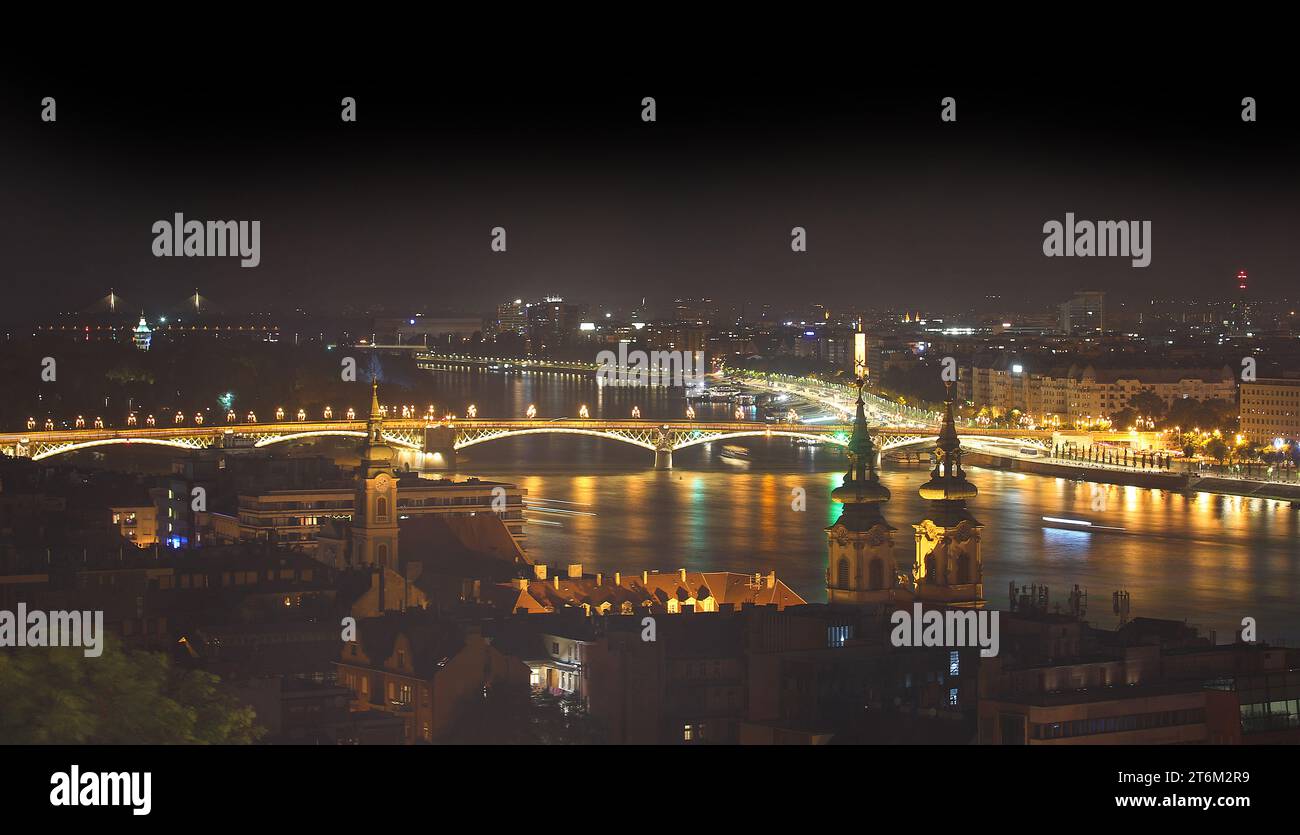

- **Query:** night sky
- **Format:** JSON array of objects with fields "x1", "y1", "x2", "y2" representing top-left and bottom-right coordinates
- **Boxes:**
[{"x1": 1, "y1": 77, "x2": 1296, "y2": 320}]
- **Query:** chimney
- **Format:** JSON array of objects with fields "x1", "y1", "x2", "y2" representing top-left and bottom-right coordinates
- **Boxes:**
[
  {"x1": 642, "y1": 570, "x2": 649, "y2": 585},
  {"x1": 553, "y1": 575, "x2": 560, "y2": 590},
  {"x1": 679, "y1": 568, "x2": 687, "y2": 583},
  {"x1": 514, "y1": 578, "x2": 528, "y2": 590},
  {"x1": 614, "y1": 571, "x2": 621, "y2": 586},
  {"x1": 766, "y1": 571, "x2": 776, "y2": 588},
  {"x1": 567, "y1": 563, "x2": 583, "y2": 579},
  {"x1": 596, "y1": 572, "x2": 603, "y2": 586},
  {"x1": 534, "y1": 564, "x2": 548, "y2": 580}
]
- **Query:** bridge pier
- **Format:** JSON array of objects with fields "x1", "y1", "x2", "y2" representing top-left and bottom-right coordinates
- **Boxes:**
[
  {"x1": 654, "y1": 447, "x2": 673, "y2": 470},
  {"x1": 422, "y1": 426, "x2": 458, "y2": 471}
]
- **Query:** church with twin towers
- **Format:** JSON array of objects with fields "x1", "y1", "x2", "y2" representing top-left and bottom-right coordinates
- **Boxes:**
[{"x1": 825, "y1": 377, "x2": 986, "y2": 609}]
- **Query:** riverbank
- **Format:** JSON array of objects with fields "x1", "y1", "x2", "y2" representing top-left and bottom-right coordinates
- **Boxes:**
[{"x1": 965, "y1": 450, "x2": 1300, "y2": 504}]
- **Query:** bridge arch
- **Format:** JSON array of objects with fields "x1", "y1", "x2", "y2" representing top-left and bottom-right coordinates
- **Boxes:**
[
  {"x1": 879, "y1": 434, "x2": 1051, "y2": 453},
  {"x1": 454, "y1": 426, "x2": 659, "y2": 452},
  {"x1": 29, "y1": 436, "x2": 209, "y2": 461},
  {"x1": 249, "y1": 430, "x2": 423, "y2": 451},
  {"x1": 670, "y1": 429, "x2": 849, "y2": 451}
]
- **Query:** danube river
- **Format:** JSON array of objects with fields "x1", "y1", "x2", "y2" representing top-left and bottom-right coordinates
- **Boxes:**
[{"x1": 414, "y1": 367, "x2": 1300, "y2": 643}]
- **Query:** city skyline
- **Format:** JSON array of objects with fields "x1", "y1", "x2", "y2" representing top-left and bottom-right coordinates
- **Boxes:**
[{"x1": 2, "y1": 73, "x2": 1298, "y2": 794}]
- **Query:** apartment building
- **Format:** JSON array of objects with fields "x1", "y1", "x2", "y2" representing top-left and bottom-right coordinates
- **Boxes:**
[
  {"x1": 231, "y1": 475, "x2": 526, "y2": 551},
  {"x1": 335, "y1": 612, "x2": 530, "y2": 744},
  {"x1": 968, "y1": 359, "x2": 1235, "y2": 424},
  {"x1": 1239, "y1": 378, "x2": 1300, "y2": 442}
]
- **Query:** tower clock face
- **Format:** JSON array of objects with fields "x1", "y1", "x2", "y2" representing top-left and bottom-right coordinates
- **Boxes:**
[{"x1": 374, "y1": 474, "x2": 389, "y2": 489}]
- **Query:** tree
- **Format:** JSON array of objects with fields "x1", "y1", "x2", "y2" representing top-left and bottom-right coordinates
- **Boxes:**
[
  {"x1": 0, "y1": 637, "x2": 262, "y2": 744},
  {"x1": 1111, "y1": 407, "x2": 1138, "y2": 430},
  {"x1": 1129, "y1": 390, "x2": 1167, "y2": 420},
  {"x1": 1206, "y1": 437, "x2": 1229, "y2": 465}
]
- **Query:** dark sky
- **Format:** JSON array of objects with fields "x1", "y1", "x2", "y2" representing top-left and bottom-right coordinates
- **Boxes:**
[{"x1": 1, "y1": 78, "x2": 1296, "y2": 320}]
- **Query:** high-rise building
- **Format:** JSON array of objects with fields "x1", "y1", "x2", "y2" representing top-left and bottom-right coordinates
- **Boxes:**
[
  {"x1": 1058, "y1": 291, "x2": 1105, "y2": 335},
  {"x1": 673, "y1": 298, "x2": 717, "y2": 326},
  {"x1": 527, "y1": 298, "x2": 585, "y2": 353},
  {"x1": 1230, "y1": 269, "x2": 1253, "y2": 334},
  {"x1": 496, "y1": 299, "x2": 528, "y2": 336}
]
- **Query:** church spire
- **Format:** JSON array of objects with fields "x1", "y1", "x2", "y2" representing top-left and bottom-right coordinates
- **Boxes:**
[
  {"x1": 919, "y1": 382, "x2": 978, "y2": 504},
  {"x1": 831, "y1": 379, "x2": 891, "y2": 516},
  {"x1": 360, "y1": 379, "x2": 394, "y2": 469}
]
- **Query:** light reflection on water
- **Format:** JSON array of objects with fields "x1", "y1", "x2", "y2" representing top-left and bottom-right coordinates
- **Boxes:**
[
  {"x1": 410, "y1": 370, "x2": 1300, "y2": 642},
  {"x1": 68, "y1": 369, "x2": 1300, "y2": 643},
  {"x1": 460, "y1": 439, "x2": 1300, "y2": 643}
]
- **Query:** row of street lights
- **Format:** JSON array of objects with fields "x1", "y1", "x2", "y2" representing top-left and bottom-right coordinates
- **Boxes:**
[{"x1": 23, "y1": 400, "x2": 786, "y2": 431}]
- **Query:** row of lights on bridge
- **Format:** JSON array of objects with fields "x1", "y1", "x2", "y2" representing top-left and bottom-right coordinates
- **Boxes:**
[{"x1": 22, "y1": 403, "x2": 800, "y2": 431}]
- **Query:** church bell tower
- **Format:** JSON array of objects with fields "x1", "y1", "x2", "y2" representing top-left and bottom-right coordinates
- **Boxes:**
[
  {"x1": 825, "y1": 374, "x2": 907, "y2": 606},
  {"x1": 353, "y1": 380, "x2": 399, "y2": 569},
  {"x1": 912, "y1": 384, "x2": 985, "y2": 608}
]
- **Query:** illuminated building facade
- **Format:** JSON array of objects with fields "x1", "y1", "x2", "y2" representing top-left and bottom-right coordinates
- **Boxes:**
[
  {"x1": 1239, "y1": 378, "x2": 1300, "y2": 443},
  {"x1": 912, "y1": 390, "x2": 985, "y2": 608},
  {"x1": 133, "y1": 316, "x2": 152, "y2": 351},
  {"x1": 825, "y1": 382, "x2": 909, "y2": 606},
  {"x1": 967, "y1": 361, "x2": 1236, "y2": 424}
]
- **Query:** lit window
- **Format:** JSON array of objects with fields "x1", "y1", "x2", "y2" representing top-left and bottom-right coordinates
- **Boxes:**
[
  {"x1": 949, "y1": 650, "x2": 960, "y2": 677},
  {"x1": 827, "y1": 625, "x2": 852, "y2": 648}
]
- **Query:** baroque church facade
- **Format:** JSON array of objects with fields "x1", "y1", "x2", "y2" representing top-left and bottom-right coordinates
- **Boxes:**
[{"x1": 826, "y1": 382, "x2": 985, "y2": 609}]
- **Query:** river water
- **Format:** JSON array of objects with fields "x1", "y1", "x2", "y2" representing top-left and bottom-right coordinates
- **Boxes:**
[
  {"x1": 417, "y1": 367, "x2": 1300, "y2": 643},
  {"x1": 66, "y1": 365, "x2": 1300, "y2": 643}
]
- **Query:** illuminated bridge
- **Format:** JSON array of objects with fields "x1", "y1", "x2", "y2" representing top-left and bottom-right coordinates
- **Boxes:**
[{"x1": 0, "y1": 418, "x2": 1053, "y2": 470}]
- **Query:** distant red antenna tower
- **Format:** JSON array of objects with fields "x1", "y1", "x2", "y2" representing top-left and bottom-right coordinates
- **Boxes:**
[{"x1": 1237, "y1": 269, "x2": 1248, "y2": 291}]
